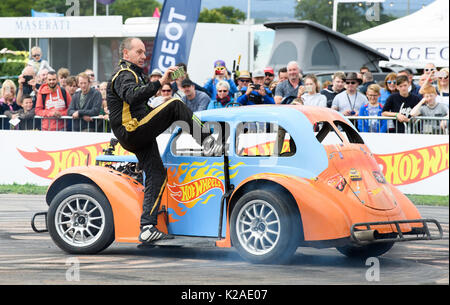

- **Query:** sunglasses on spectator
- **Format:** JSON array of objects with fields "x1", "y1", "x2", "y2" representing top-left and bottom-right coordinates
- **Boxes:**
[
  {"x1": 32, "y1": 54, "x2": 40, "y2": 57},
  {"x1": 346, "y1": 81, "x2": 357, "y2": 85},
  {"x1": 265, "y1": 73, "x2": 274, "y2": 77},
  {"x1": 424, "y1": 68, "x2": 436, "y2": 72},
  {"x1": 217, "y1": 90, "x2": 229, "y2": 93},
  {"x1": 387, "y1": 80, "x2": 397, "y2": 84},
  {"x1": 161, "y1": 89, "x2": 172, "y2": 92},
  {"x1": 239, "y1": 79, "x2": 250, "y2": 82},
  {"x1": 88, "y1": 73, "x2": 95, "y2": 77},
  {"x1": 439, "y1": 76, "x2": 449, "y2": 80}
]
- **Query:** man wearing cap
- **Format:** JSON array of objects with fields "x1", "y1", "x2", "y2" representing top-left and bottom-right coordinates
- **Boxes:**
[
  {"x1": 181, "y1": 78, "x2": 211, "y2": 112},
  {"x1": 149, "y1": 68, "x2": 163, "y2": 82},
  {"x1": 331, "y1": 72, "x2": 368, "y2": 116},
  {"x1": 263, "y1": 67, "x2": 275, "y2": 87},
  {"x1": 204, "y1": 60, "x2": 237, "y2": 99},
  {"x1": 237, "y1": 69, "x2": 275, "y2": 105},
  {"x1": 234, "y1": 70, "x2": 252, "y2": 100}
]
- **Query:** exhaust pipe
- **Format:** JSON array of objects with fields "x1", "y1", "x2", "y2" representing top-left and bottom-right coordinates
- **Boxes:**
[{"x1": 353, "y1": 229, "x2": 377, "y2": 242}]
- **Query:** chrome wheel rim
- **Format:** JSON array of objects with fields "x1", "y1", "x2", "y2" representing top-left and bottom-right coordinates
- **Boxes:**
[
  {"x1": 54, "y1": 194, "x2": 106, "y2": 247},
  {"x1": 236, "y1": 199, "x2": 280, "y2": 255}
]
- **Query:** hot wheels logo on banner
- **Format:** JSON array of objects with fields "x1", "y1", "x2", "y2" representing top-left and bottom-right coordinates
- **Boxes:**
[
  {"x1": 17, "y1": 142, "x2": 131, "y2": 180},
  {"x1": 375, "y1": 143, "x2": 449, "y2": 186}
]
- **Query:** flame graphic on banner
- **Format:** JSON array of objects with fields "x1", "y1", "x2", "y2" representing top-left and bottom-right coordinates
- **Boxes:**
[
  {"x1": 374, "y1": 143, "x2": 449, "y2": 186},
  {"x1": 167, "y1": 160, "x2": 243, "y2": 222},
  {"x1": 18, "y1": 142, "x2": 131, "y2": 180}
]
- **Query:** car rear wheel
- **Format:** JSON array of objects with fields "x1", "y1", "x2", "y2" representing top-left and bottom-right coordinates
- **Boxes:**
[
  {"x1": 48, "y1": 183, "x2": 115, "y2": 254},
  {"x1": 230, "y1": 189, "x2": 301, "y2": 264}
]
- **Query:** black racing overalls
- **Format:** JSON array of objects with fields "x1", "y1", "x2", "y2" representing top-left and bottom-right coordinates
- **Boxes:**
[{"x1": 107, "y1": 59, "x2": 204, "y2": 227}]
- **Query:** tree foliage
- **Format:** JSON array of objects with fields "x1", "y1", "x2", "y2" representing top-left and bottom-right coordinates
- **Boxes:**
[
  {"x1": 199, "y1": 6, "x2": 246, "y2": 24},
  {"x1": 294, "y1": 0, "x2": 395, "y2": 35}
]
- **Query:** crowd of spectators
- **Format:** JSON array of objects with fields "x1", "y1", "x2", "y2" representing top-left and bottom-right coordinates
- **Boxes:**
[{"x1": 0, "y1": 46, "x2": 449, "y2": 135}]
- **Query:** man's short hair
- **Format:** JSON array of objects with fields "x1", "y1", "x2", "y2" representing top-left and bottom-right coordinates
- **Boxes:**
[
  {"x1": 396, "y1": 75, "x2": 409, "y2": 86},
  {"x1": 22, "y1": 94, "x2": 32, "y2": 100},
  {"x1": 77, "y1": 72, "x2": 90, "y2": 83},
  {"x1": 57, "y1": 68, "x2": 70, "y2": 78},
  {"x1": 420, "y1": 84, "x2": 437, "y2": 95},
  {"x1": 363, "y1": 71, "x2": 373, "y2": 81},
  {"x1": 47, "y1": 70, "x2": 57, "y2": 76},
  {"x1": 119, "y1": 37, "x2": 139, "y2": 57},
  {"x1": 332, "y1": 71, "x2": 345, "y2": 81},
  {"x1": 66, "y1": 76, "x2": 77, "y2": 86},
  {"x1": 398, "y1": 69, "x2": 413, "y2": 76},
  {"x1": 278, "y1": 67, "x2": 287, "y2": 74}
]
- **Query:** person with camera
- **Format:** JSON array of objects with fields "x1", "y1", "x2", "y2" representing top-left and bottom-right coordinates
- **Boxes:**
[
  {"x1": 331, "y1": 72, "x2": 368, "y2": 117},
  {"x1": 203, "y1": 60, "x2": 237, "y2": 99},
  {"x1": 16, "y1": 65, "x2": 38, "y2": 108},
  {"x1": 236, "y1": 70, "x2": 275, "y2": 105},
  {"x1": 107, "y1": 38, "x2": 214, "y2": 244}
]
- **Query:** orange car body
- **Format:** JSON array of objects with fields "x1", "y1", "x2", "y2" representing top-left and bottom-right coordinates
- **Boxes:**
[{"x1": 45, "y1": 105, "x2": 434, "y2": 248}]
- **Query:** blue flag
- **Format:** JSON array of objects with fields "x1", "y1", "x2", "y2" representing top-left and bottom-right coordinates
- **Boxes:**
[{"x1": 150, "y1": 0, "x2": 202, "y2": 73}]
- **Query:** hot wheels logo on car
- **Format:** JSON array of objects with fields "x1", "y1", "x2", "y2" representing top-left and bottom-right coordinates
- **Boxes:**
[
  {"x1": 168, "y1": 176, "x2": 224, "y2": 204},
  {"x1": 167, "y1": 160, "x2": 243, "y2": 222}
]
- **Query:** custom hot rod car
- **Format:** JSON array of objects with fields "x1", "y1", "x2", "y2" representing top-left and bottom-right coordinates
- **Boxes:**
[{"x1": 32, "y1": 105, "x2": 443, "y2": 264}]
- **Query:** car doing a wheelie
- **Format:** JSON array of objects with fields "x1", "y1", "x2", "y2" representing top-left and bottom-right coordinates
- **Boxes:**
[{"x1": 32, "y1": 105, "x2": 443, "y2": 264}]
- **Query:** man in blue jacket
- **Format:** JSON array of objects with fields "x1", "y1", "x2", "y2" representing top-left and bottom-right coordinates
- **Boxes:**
[{"x1": 237, "y1": 70, "x2": 275, "y2": 105}]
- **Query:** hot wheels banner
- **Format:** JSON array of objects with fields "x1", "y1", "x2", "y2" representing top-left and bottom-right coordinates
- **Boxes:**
[{"x1": 150, "y1": 0, "x2": 201, "y2": 73}]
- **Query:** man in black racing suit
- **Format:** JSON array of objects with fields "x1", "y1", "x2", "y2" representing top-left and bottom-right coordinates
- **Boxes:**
[{"x1": 107, "y1": 38, "x2": 209, "y2": 243}]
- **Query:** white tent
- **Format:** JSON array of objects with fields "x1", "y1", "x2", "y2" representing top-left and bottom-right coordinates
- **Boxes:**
[{"x1": 349, "y1": 0, "x2": 449, "y2": 68}]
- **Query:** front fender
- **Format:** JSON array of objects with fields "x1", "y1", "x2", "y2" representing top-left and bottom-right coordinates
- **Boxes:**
[{"x1": 46, "y1": 166, "x2": 144, "y2": 243}]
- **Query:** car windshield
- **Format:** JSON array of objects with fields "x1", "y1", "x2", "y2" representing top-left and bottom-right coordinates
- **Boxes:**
[{"x1": 315, "y1": 120, "x2": 364, "y2": 145}]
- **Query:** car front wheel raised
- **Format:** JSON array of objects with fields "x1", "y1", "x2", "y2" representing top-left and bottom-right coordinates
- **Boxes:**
[
  {"x1": 47, "y1": 183, "x2": 115, "y2": 254},
  {"x1": 230, "y1": 189, "x2": 301, "y2": 264}
]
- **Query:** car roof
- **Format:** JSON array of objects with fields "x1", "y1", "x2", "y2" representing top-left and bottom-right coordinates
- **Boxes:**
[{"x1": 197, "y1": 105, "x2": 348, "y2": 127}]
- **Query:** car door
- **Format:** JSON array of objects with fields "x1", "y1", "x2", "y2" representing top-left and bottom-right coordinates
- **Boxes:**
[{"x1": 162, "y1": 122, "x2": 230, "y2": 237}]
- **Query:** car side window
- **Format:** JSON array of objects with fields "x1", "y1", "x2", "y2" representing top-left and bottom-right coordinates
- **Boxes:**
[
  {"x1": 171, "y1": 122, "x2": 229, "y2": 157},
  {"x1": 236, "y1": 122, "x2": 296, "y2": 157}
]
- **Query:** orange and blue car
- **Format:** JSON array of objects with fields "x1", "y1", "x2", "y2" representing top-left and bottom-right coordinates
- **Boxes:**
[{"x1": 33, "y1": 105, "x2": 443, "y2": 264}]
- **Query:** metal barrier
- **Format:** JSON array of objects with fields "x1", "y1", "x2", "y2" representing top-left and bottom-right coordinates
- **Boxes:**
[
  {"x1": 0, "y1": 114, "x2": 448, "y2": 134},
  {"x1": 347, "y1": 115, "x2": 449, "y2": 135}
]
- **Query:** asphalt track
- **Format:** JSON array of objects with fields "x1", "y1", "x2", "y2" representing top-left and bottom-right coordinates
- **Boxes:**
[{"x1": 0, "y1": 194, "x2": 447, "y2": 285}]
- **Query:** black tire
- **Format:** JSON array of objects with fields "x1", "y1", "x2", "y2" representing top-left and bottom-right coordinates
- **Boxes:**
[
  {"x1": 230, "y1": 189, "x2": 301, "y2": 264},
  {"x1": 336, "y1": 242, "x2": 395, "y2": 259},
  {"x1": 47, "y1": 183, "x2": 115, "y2": 254}
]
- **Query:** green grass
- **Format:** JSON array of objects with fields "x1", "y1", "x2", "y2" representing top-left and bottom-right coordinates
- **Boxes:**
[
  {"x1": 0, "y1": 184, "x2": 448, "y2": 207},
  {"x1": 405, "y1": 194, "x2": 449, "y2": 207},
  {"x1": 0, "y1": 183, "x2": 47, "y2": 195}
]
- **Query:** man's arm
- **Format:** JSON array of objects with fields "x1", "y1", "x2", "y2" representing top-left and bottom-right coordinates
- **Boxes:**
[{"x1": 113, "y1": 71, "x2": 161, "y2": 106}]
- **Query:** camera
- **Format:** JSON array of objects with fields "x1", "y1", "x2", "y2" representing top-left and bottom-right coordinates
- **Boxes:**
[
  {"x1": 350, "y1": 110, "x2": 356, "y2": 115},
  {"x1": 252, "y1": 84, "x2": 260, "y2": 90},
  {"x1": 23, "y1": 75, "x2": 33, "y2": 85}
]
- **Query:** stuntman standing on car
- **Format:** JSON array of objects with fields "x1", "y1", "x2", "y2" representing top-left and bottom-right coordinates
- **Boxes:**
[{"x1": 107, "y1": 37, "x2": 210, "y2": 243}]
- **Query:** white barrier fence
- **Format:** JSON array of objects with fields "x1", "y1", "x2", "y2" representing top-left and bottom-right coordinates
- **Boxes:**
[{"x1": 0, "y1": 130, "x2": 448, "y2": 195}]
